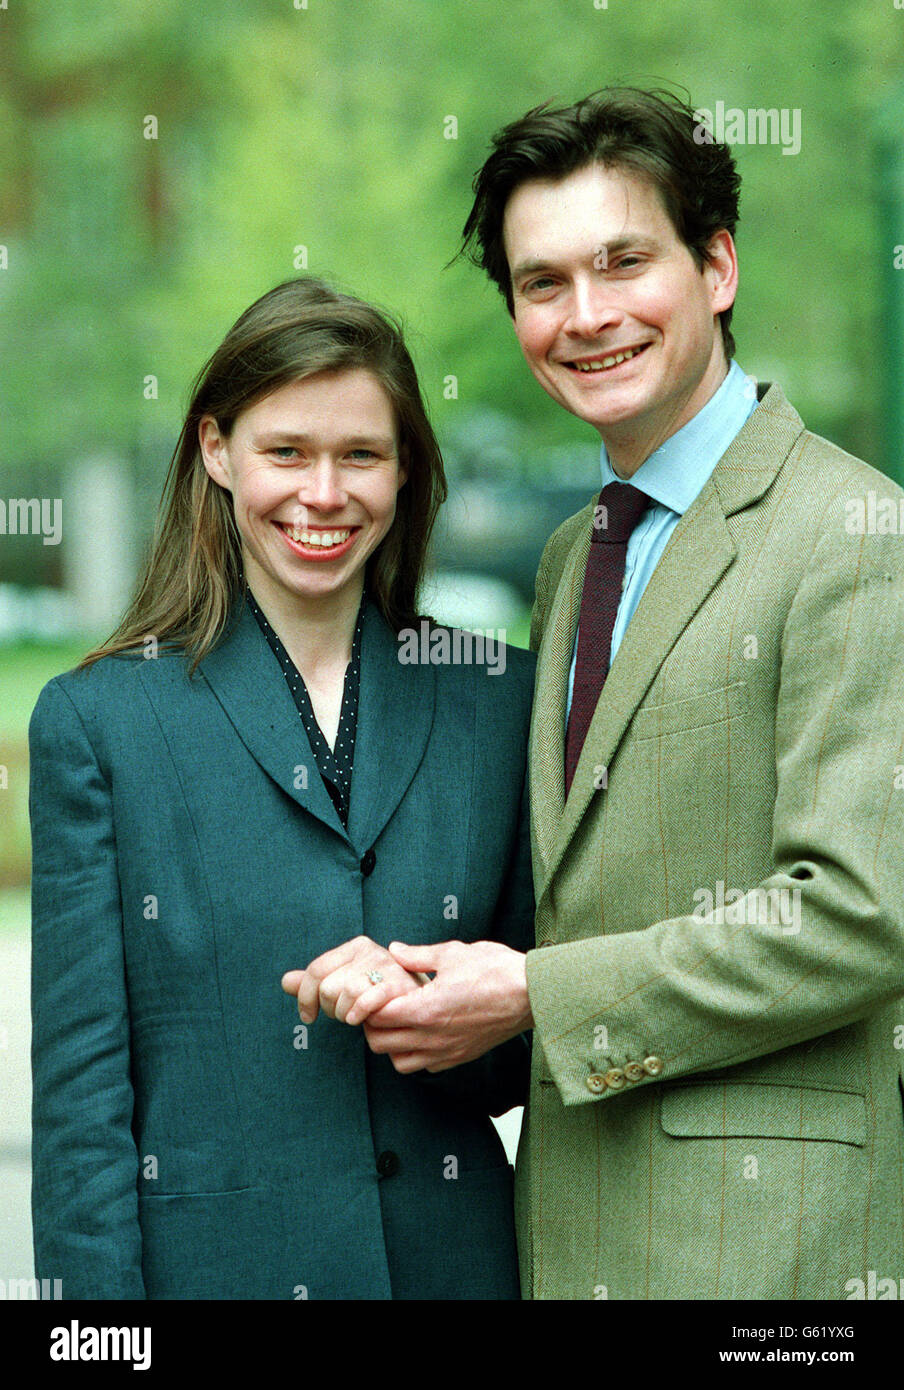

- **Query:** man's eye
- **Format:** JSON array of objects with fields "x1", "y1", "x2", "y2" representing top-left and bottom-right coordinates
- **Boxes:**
[
  {"x1": 526, "y1": 277, "x2": 556, "y2": 293},
  {"x1": 614, "y1": 256, "x2": 642, "y2": 269},
  {"x1": 271, "y1": 446, "x2": 298, "y2": 459}
]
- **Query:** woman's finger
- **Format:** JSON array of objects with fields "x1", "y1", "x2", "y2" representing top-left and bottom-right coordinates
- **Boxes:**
[
  {"x1": 343, "y1": 970, "x2": 421, "y2": 1026},
  {"x1": 296, "y1": 970, "x2": 321, "y2": 1023}
]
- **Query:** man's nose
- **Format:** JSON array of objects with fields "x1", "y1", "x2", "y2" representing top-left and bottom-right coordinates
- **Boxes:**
[{"x1": 565, "y1": 278, "x2": 622, "y2": 340}]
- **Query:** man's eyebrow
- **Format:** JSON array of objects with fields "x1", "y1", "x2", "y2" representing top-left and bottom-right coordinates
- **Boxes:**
[
  {"x1": 510, "y1": 257, "x2": 555, "y2": 280},
  {"x1": 605, "y1": 234, "x2": 660, "y2": 255},
  {"x1": 511, "y1": 234, "x2": 662, "y2": 281}
]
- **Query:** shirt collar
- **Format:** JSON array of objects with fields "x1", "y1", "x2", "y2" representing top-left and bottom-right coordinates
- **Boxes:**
[{"x1": 599, "y1": 359, "x2": 758, "y2": 516}]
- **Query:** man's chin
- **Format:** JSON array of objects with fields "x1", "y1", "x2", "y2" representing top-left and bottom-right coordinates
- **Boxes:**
[{"x1": 566, "y1": 393, "x2": 649, "y2": 436}]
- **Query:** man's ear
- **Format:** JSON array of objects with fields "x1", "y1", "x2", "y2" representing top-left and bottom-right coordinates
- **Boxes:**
[
  {"x1": 198, "y1": 415, "x2": 232, "y2": 491},
  {"x1": 704, "y1": 229, "x2": 738, "y2": 315}
]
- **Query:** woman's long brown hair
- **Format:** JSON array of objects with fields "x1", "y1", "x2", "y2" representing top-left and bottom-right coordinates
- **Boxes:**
[{"x1": 78, "y1": 277, "x2": 448, "y2": 671}]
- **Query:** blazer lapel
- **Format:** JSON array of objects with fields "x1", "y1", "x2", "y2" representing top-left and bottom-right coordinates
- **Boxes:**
[
  {"x1": 529, "y1": 499, "x2": 594, "y2": 876},
  {"x1": 534, "y1": 382, "x2": 807, "y2": 905},
  {"x1": 343, "y1": 606, "x2": 433, "y2": 850},
  {"x1": 198, "y1": 598, "x2": 349, "y2": 840},
  {"x1": 198, "y1": 596, "x2": 437, "y2": 852},
  {"x1": 347, "y1": 600, "x2": 436, "y2": 850}
]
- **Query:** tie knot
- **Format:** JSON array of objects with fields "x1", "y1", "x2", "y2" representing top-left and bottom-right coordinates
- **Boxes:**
[{"x1": 591, "y1": 481, "x2": 650, "y2": 544}]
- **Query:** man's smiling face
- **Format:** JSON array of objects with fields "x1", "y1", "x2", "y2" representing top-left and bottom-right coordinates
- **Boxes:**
[{"x1": 503, "y1": 162, "x2": 737, "y2": 471}]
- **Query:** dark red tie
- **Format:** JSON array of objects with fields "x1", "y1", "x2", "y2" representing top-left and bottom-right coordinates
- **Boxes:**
[{"x1": 565, "y1": 481, "x2": 650, "y2": 795}]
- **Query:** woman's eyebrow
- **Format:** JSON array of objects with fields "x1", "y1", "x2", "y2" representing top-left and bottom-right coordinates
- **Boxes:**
[{"x1": 254, "y1": 431, "x2": 396, "y2": 450}]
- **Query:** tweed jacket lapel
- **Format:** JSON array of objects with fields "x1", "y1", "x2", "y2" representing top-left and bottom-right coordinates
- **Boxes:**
[{"x1": 531, "y1": 382, "x2": 807, "y2": 906}]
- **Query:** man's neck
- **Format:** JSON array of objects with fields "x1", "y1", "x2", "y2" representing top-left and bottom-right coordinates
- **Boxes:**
[{"x1": 603, "y1": 357, "x2": 730, "y2": 479}]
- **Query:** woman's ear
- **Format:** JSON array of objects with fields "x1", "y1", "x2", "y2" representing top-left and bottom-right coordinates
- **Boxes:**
[{"x1": 198, "y1": 416, "x2": 232, "y2": 491}]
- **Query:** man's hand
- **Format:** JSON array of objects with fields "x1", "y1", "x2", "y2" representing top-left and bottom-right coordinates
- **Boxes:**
[
  {"x1": 362, "y1": 939, "x2": 533, "y2": 1073},
  {"x1": 281, "y1": 935, "x2": 424, "y2": 1026}
]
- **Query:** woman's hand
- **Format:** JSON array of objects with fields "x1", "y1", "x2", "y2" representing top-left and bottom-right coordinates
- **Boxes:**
[{"x1": 281, "y1": 935, "x2": 425, "y2": 1027}]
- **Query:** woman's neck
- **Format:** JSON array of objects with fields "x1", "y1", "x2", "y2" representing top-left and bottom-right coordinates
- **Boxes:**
[{"x1": 245, "y1": 570, "x2": 364, "y2": 681}]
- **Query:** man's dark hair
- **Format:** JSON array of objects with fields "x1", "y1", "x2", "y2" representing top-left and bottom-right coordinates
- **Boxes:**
[{"x1": 460, "y1": 86, "x2": 742, "y2": 358}]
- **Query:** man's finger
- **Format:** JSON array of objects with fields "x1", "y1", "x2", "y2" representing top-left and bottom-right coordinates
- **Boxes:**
[
  {"x1": 362, "y1": 984, "x2": 436, "y2": 1028},
  {"x1": 388, "y1": 1052, "x2": 431, "y2": 1073},
  {"x1": 362, "y1": 1023, "x2": 427, "y2": 1053},
  {"x1": 281, "y1": 970, "x2": 303, "y2": 996},
  {"x1": 387, "y1": 941, "x2": 448, "y2": 973}
]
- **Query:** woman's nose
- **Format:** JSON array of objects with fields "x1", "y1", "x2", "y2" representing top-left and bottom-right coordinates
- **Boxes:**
[{"x1": 298, "y1": 459, "x2": 348, "y2": 512}]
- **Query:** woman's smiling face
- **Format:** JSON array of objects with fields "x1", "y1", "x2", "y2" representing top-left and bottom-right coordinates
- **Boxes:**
[{"x1": 199, "y1": 368, "x2": 407, "y2": 613}]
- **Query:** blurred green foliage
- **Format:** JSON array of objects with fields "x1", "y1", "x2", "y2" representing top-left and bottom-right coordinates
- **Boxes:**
[{"x1": 1, "y1": 0, "x2": 901, "y2": 492}]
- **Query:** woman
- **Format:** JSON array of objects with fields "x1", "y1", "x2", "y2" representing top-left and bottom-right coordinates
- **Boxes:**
[{"x1": 29, "y1": 277, "x2": 535, "y2": 1300}]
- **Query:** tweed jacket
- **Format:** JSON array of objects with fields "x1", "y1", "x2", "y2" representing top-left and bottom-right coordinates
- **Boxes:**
[{"x1": 517, "y1": 382, "x2": 904, "y2": 1300}]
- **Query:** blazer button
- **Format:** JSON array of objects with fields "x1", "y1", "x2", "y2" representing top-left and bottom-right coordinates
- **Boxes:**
[
  {"x1": 360, "y1": 848, "x2": 377, "y2": 877},
  {"x1": 376, "y1": 1150, "x2": 400, "y2": 1177},
  {"x1": 642, "y1": 1055, "x2": 664, "y2": 1076},
  {"x1": 623, "y1": 1061, "x2": 646, "y2": 1083},
  {"x1": 586, "y1": 1073, "x2": 607, "y2": 1094},
  {"x1": 604, "y1": 1067, "x2": 626, "y2": 1090}
]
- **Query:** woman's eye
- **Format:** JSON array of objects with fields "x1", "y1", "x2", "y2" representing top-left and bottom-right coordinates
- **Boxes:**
[{"x1": 347, "y1": 449, "x2": 378, "y2": 460}]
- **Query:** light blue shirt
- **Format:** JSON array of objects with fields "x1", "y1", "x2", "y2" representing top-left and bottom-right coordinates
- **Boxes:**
[{"x1": 566, "y1": 360, "x2": 759, "y2": 720}]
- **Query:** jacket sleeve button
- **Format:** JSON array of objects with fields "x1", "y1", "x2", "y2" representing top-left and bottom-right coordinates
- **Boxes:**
[
  {"x1": 642, "y1": 1055, "x2": 664, "y2": 1076},
  {"x1": 586, "y1": 1073, "x2": 607, "y2": 1094},
  {"x1": 603, "y1": 1067, "x2": 626, "y2": 1090},
  {"x1": 623, "y1": 1061, "x2": 646, "y2": 1083}
]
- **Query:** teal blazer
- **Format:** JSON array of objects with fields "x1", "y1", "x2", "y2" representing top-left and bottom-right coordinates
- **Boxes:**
[{"x1": 29, "y1": 596, "x2": 535, "y2": 1299}]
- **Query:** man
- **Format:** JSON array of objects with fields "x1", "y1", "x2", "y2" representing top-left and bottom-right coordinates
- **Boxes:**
[{"x1": 298, "y1": 88, "x2": 904, "y2": 1300}]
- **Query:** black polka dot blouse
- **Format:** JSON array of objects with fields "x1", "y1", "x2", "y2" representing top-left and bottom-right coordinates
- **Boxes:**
[{"x1": 245, "y1": 586, "x2": 364, "y2": 830}]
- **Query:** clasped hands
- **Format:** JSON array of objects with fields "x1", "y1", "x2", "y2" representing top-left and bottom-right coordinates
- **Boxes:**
[{"x1": 281, "y1": 935, "x2": 533, "y2": 1073}]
